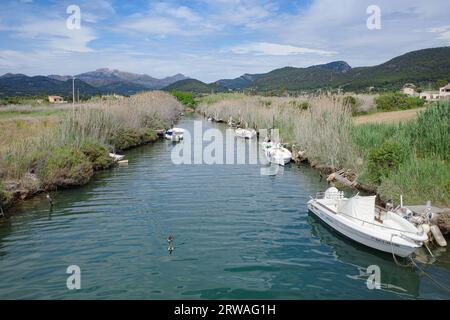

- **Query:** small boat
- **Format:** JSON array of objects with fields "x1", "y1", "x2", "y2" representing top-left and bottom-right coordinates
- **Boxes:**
[
  {"x1": 109, "y1": 152, "x2": 125, "y2": 161},
  {"x1": 235, "y1": 128, "x2": 256, "y2": 139},
  {"x1": 307, "y1": 188, "x2": 428, "y2": 257},
  {"x1": 261, "y1": 140, "x2": 291, "y2": 166},
  {"x1": 165, "y1": 128, "x2": 184, "y2": 141}
]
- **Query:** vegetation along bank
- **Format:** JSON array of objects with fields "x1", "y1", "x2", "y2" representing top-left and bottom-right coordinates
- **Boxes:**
[
  {"x1": 198, "y1": 93, "x2": 450, "y2": 210},
  {"x1": 0, "y1": 91, "x2": 182, "y2": 212}
]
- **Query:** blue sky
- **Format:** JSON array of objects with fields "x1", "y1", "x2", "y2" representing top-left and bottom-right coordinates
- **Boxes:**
[{"x1": 0, "y1": 0, "x2": 449, "y2": 82}]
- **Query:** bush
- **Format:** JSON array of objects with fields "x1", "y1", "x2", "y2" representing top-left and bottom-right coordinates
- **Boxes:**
[
  {"x1": 80, "y1": 141, "x2": 115, "y2": 171},
  {"x1": 0, "y1": 183, "x2": 12, "y2": 209},
  {"x1": 378, "y1": 157, "x2": 450, "y2": 207},
  {"x1": 343, "y1": 96, "x2": 359, "y2": 115},
  {"x1": 140, "y1": 128, "x2": 157, "y2": 143},
  {"x1": 375, "y1": 92, "x2": 424, "y2": 111},
  {"x1": 367, "y1": 140, "x2": 407, "y2": 184},
  {"x1": 38, "y1": 146, "x2": 93, "y2": 188},
  {"x1": 170, "y1": 91, "x2": 197, "y2": 109},
  {"x1": 109, "y1": 128, "x2": 142, "y2": 151}
]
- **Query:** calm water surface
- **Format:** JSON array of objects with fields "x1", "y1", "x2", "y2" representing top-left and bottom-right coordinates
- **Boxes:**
[{"x1": 1, "y1": 116, "x2": 449, "y2": 299}]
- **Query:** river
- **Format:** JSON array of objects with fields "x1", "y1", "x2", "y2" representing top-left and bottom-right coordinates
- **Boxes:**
[{"x1": 0, "y1": 116, "x2": 449, "y2": 299}]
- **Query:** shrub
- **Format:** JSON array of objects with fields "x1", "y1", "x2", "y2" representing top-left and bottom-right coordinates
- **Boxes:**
[
  {"x1": 375, "y1": 92, "x2": 424, "y2": 111},
  {"x1": 343, "y1": 96, "x2": 359, "y2": 115},
  {"x1": 366, "y1": 140, "x2": 407, "y2": 184},
  {"x1": 38, "y1": 146, "x2": 93, "y2": 188},
  {"x1": 0, "y1": 183, "x2": 12, "y2": 209},
  {"x1": 80, "y1": 141, "x2": 114, "y2": 171},
  {"x1": 299, "y1": 101, "x2": 311, "y2": 110},
  {"x1": 140, "y1": 128, "x2": 157, "y2": 143},
  {"x1": 109, "y1": 128, "x2": 142, "y2": 151},
  {"x1": 170, "y1": 91, "x2": 197, "y2": 109}
]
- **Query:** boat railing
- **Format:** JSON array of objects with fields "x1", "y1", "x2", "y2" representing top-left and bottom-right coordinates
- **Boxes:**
[
  {"x1": 339, "y1": 210, "x2": 424, "y2": 236},
  {"x1": 315, "y1": 191, "x2": 345, "y2": 200}
]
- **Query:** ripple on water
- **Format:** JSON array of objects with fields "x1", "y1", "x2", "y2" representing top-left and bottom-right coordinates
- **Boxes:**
[{"x1": 0, "y1": 117, "x2": 449, "y2": 299}]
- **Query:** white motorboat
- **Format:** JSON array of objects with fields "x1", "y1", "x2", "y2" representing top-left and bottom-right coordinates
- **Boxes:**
[
  {"x1": 235, "y1": 128, "x2": 257, "y2": 139},
  {"x1": 165, "y1": 128, "x2": 184, "y2": 141},
  {"x1": 307, "y1": 188, "x2": 428, "y2": 257},
  {"x1": 109, "y1": 152, "x2": 125, "y2": 161},
  {"x1": 261, "y1": 141, "x2": 291, "y2": 166}
]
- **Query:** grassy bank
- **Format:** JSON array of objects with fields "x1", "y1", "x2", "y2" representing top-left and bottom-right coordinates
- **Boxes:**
[
  {"x1": 0, "y1": 91, "x2": 182, "y2": 210},
  {"x1": 198, "y1": 94, "x2": 449, "y2": 207}
]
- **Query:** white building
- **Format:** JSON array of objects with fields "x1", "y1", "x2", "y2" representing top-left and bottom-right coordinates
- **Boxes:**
[
  {"x1": 420, "y1": 91, "x2": 440, "y2": 101},
  {"x1": 439, "y1": 84, "x2": 450, "y2": 98},
  {"x1": 401, "y1": 84, "x2": 417, "y2": 96},
  {"x1": 416, "y1": 83, "x2": 450, "y2": 101}
]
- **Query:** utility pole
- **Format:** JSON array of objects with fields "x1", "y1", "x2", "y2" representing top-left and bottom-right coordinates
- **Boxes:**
[{"x1": 72, "y1": 76, "x2": 75, "y2": 113}]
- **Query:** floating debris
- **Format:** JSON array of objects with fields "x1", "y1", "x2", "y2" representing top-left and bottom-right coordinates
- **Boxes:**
[{"x1": 167, "y1": 234, "x2": 175, "y2": 254}]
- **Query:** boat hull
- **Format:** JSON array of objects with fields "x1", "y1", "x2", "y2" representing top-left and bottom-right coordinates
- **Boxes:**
[
  {"x1": 307, "y1": 200, "x2": 419, "y2": 257},
  {"x1": 235, "y1": 128, "x2": 256, "y2": 139},
  {"x1": 265, "y1": 148, "x2": 291, "y2": 166}
]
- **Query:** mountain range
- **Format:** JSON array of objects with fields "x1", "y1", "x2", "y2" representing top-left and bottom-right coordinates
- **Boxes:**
[
  {"x1": 1, "y1": 46, "x2": 449, "y2": 97},
  {"x1": 0, "y1": 69, "x2": 188, "y2": 97},
  {"x1": 165, "y1": 47, "x2": 450, "y2": 93}
]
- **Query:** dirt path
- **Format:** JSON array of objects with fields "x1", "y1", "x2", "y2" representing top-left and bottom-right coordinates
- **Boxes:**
[{"x1": 354, "y1": 107, "x2": 426, "y2": 125}]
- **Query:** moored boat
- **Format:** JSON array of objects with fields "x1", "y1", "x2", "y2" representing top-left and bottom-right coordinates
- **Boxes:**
[
  {"x1": 235, "y1": 128, "x2": 257, "y2": 139},
  {"x1": 165, "y1": 127, "x2": 184, "y2": 141},
  {"x1": 261, "y1": 140, "x2": 291, "y2": 166},
  {"x1": 307, "y1": 187, "x2": 428, "y2": 257},
  {"x1": 109, "y1": 152, "x2": 125, "y2": 161}
]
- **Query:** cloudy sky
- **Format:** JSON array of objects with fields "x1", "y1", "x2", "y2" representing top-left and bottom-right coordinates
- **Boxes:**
[{"x1": 0, "y1": 0, "x2": 449, "y2": 82}]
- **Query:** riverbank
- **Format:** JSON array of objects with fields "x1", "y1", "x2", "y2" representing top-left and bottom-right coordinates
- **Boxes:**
[
  {"x1": 197, "y1": 94, "x2": 450, "y2": 210},
  {"x1": 0, "y1": 91, "x2": 182, "y2": 212}
]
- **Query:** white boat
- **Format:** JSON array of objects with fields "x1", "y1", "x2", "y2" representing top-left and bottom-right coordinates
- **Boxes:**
[
  {"x1": 165, "y1": 128, "x2": 184, "y2": 141},
  {"x1": 261, "y1": 141, "x2": 291, "y2": 166},
  {"x1": 109, "y1": 152, "x2": 125, "y2": 161},
  {"x1": 235, "y1": 128, "x2": 256, "y2": 139},
  {"x1": 307, "y1": 188, "x2": 428, "y2": 257}
]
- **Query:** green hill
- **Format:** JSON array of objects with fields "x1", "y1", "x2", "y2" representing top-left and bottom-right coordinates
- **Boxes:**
[
  {"x1": 163, "y1": 79, "x2": 227, "y2": 94},
  {"x1": 0, "y1": 74, "x2": 101, "y2": 98},
  {"x1": 249, "y1": 47, "x2": 450, "y2": 92},
  {"x1": 332, "y1": 47, "x2": 450, "y2": 91}
]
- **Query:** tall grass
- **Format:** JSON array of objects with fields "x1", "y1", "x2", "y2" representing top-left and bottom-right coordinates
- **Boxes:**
[
  {"x1": 0, "y1": 91, "x2": 182, "y2": 182},
  {"x1": 412, "y1": 102, "x2": 450, "y2": 160},
  {"x1": 200, "y1": 96, "x2": 449, "y2": 207},
  {"x1": 378, "y1": 157, "x2": 450, "y2": 207},
  {"x1": 198, "y1": 95, "x2": 356, "y2": 169}
]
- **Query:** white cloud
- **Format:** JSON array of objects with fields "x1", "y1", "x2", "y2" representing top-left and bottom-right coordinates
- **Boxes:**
[
  {"x1": 14, "y1": 20, "x2": 96, "y2": 53},
  {"x1": 227, "y1": 42, "x2": 337, "y2": 56},
  {"x1": 121, "y1": 16, "x2": 181, "y2": 36},
  {"x1": 428, "y1": 25, "x2": 450, "y2": 42}
]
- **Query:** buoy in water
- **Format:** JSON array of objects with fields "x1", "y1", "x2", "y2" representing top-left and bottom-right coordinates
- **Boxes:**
[
  {"x1": 167, "y1": 235, "x2": 174, "y2": 254},
  {"x1": 46, "y1": 194, "x2": 54, "y2": 207}
]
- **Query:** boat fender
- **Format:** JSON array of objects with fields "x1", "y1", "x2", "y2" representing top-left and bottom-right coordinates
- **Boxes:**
[
  {"x1": 419, "y1": 224, "x2": 431, "y2": 235},
  {"x1": 430, "y1": 225, "x2": 447, "y2": 247}
]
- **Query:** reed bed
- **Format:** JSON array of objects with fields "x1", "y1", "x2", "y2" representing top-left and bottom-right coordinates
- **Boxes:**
[
  {"x1": 198, "y1": 95, "x2": 356, "y2": 169},
  {"x1": 0, "y1": 91, "x2": 182, "y2": 205},
  {"x1": 199, "y1": 95, "x2": 450, "y2": 207}
]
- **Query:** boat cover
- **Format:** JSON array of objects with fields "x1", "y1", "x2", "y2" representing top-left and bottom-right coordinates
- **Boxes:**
[{"x1": 338, "y1": 195, "x2": 376, "y2": 223}]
